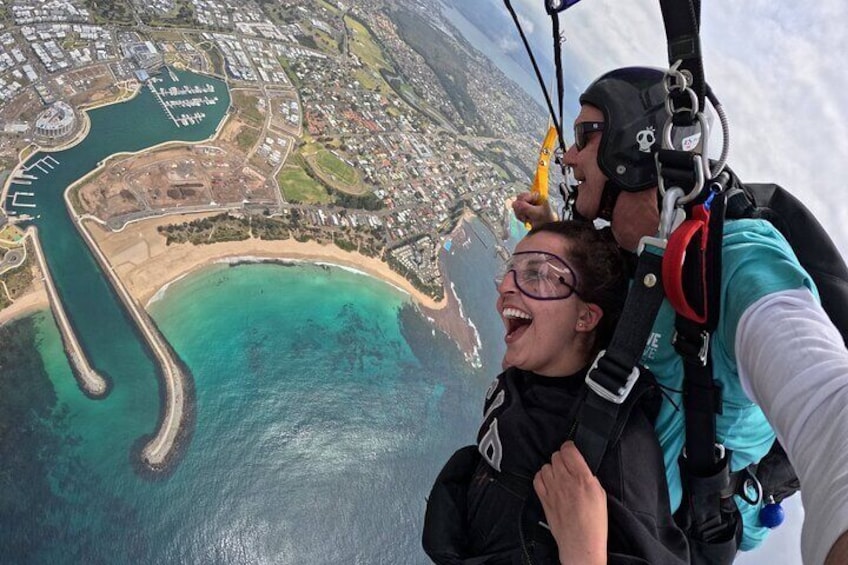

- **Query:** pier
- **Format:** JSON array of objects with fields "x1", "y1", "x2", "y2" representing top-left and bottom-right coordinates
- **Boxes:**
[
  {"x1": 28, "y1": 227, "x2": 108, "y2": 397},
  {"x1": 148, "y1": 78, "x2": 216, "y2": 130},
  {"x1": 148, "y1": 81, "x2": 181, "y2": 128},
  {"x1": 69, "y1": 199, "x2": 189, "y2": 471},
  {"x1": 11, "y1": 192, "x2": 36, "y2": 207}
]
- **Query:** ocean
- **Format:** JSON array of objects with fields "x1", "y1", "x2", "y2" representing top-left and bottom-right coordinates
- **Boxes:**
[
  {"x1": 0, "y1": 16, "x2": 540, "y2": 565},
  {"x1": 0, "y1": 218, "x2": 517, "y2": 564}
]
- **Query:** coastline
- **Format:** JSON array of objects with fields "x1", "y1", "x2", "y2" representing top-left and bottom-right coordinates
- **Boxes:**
[
  {"x1": 86, "y1": 212, "x2": 448, "y2": 312},
  {"x1": 417, "y1": 208, "x2": 484, "y2": 365},
  {"x1": 417, "y1": 261, "x2": 482, "y2": 368},
  {"x1": 83, "y1": 211, "x2": 495, "y2": 364},
  {"x1": 0, "y1": 81, "x2": 139, "y2": 206},
  {"x1": 0, "y1": 287, "x2": 49, "y2": 327}
]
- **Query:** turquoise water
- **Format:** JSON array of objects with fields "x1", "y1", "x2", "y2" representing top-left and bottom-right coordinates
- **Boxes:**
[
  {"x1": 2, "y1": 67, "x2": 231, "y2": 487},
  {"x1": 0, "y1": 61, "x2": 521, "y2": 563},
  {"x1": 10, "y1": 68, "x2": 229, "y2": 392},
  {"x1": 1, "y1": 219, "x2": 508, "y2": 563}
]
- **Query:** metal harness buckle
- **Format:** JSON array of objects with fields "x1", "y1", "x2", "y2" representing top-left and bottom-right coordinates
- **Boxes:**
[
  {"x1": 682, "y1": 443, "x2": 727, "y2": 463},
  {"x1": 585, "y1": 349, "x2": 640, "y2": 405},
  {"x1": 672, "y1": 329, "x2": 710, "y2": 366}
]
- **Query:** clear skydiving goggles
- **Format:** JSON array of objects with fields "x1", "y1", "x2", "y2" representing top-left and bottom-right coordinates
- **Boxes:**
[{"x1": 494, "y1": 251, "x2": 581, "y2": 300}]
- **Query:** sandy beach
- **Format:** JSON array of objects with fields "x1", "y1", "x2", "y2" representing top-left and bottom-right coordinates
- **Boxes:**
[
  {"x1": 85, "y1": 212, "x2": 490, "y2": 360},
  {"x1": 0, "y1": 210, "x2": 482, "y2": 362},
  {"x1": 87, "y1": 213, "x2": 448, "y2": 311},
  {"x1": 0, "y1": 287, "x2": 49, "y2": 326}
]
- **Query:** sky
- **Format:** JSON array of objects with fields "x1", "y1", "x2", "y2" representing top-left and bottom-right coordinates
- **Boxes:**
[
  {"x1": 493, "y1": 0, "x2": 848, "y2": 263},
  {"x1": 475, "y1": 0, "x2": 848, "y2": 562}
]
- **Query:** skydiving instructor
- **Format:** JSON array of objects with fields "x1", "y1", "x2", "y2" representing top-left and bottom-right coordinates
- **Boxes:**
[{"x1": 514, "y1": 67, "x2": 848, "y2": 565}]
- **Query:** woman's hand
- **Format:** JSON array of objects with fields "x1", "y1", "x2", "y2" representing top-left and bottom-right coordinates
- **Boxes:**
[{"x1": 534, "y1": 441, "x2": 607, "y2": 565}]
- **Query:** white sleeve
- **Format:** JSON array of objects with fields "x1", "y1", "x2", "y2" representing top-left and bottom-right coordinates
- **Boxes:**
[{"x1": 736, "y1": 288, "x2": 848, "y2": 565}]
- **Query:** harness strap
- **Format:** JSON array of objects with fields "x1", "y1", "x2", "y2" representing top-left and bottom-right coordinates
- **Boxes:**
[
  {"x1": 673, "y1": 190, "x2": 737, "y2": 547},
  {"x1": 678, "y1": 457, "x2": 740, "y2": 547},
  {"x1": 596, "y1": 181, "x2": 621, "y2": 222},
  {"x1": 574, "y1": 245, "x2": 666, "y2": 473},
  {"x1": 658, "y1": 0, "x2": 705, "y2": 125},
  {"x1": 676, "y1": 317, "x2": 724, "y2": 471}
]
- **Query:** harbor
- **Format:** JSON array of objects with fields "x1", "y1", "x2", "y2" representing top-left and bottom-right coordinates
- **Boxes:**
[
  {"x1": 28, "y1": 226, "x2": 108, "y2": 397},
  {"x1": 72, "y1": 211, "x2": 188, "y2": 469},
  {"x1": 1, "y1": 66, "x2": 230, "y2": 474}
]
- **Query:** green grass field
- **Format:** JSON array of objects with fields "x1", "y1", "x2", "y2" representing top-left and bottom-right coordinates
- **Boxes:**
[
  {"x1": 235, "y1": 126, "x2": 260, "y2": 152},
  {"x1": 150, "y1": 29, "x2": 186, "y2": 43},
  {"x1": 314, "y1": 149, "x2": 358, "y2": 186},
  {"x1": 317, "y1": 0, "x2": 340, "y2": 15},
  {"x1": 232, "y1": 91, "x2": 264, "y2": 127},
  {"x1": 277, "y1": 164, "x2": 332, "y2": 204},
  {"x1": 345, "y1": 15, "x2": 390, "y2": 70},
  {"x1": 311, "y1": 28, "x2": 339, "y2": 55},
  {"x1": 0, "y1": 225, "x2": 24, "y2": 243},
  {"x1": 353, "y1": 68, "x2": 382, "y2": 91}
]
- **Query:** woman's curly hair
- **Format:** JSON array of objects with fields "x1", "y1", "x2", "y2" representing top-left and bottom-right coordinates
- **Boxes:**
[{"x1": 528, "y1": 220, "x2": 628, "y2": 352}]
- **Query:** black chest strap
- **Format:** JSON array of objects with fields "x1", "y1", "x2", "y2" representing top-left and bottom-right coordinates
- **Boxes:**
[{"x1": 574, "y1": 243, "x2": 666, "y2": 473}]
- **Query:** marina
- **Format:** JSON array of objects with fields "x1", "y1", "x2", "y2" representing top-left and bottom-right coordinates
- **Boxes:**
[
  {"x1": 2, "y1": 66, "x2": 230, "y2": 474},
  {"x1": 147, "y1": 76, "x2": 220, "y2": 129},
  {"x1": 6, "y1": 156, "x2": 63, "y2": 212}
]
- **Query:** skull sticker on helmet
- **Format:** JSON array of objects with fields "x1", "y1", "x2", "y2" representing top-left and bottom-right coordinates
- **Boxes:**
[{"x1": 636, "y1": 126, "x2": 656, "y2": 153}]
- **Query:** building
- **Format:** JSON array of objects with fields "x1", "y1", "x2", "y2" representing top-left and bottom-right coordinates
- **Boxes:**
[
  {"x1": 123, "y1": 41, "x2": 164, "y2": 72},
  {"x1": 34, "y1": 101, "x2": 76, "y2": 139}
]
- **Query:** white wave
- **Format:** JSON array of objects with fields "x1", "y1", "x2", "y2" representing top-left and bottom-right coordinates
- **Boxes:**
[
  {"x1": 146, "y1": 272, "x2": 190, "y2": 308},
  {"x1": 316, "y1": 261, "x2": 411, "y2": 297},
  {"x1": 445, "y1": 281, "x2": 484, "y2": 369},
  {"x1": 213, "y1": 255, "x2": 304, "y2": 266},
  {"x1": 449, "y1": 281, "x2": 467, "y2": 320},
  {"x1": 314, "y1": 261, "x2": 366, "y2": 277},
  {"x1": 467, "y1": 317, "x2": 482, "y2": 349},
  {"x1": 212, "y1": 256, "x2": 411, "y2": 298}
]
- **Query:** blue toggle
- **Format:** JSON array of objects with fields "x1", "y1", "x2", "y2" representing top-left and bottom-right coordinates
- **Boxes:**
[{"x1": 759, "y1": 499, "x2": 785, "y2": 529}]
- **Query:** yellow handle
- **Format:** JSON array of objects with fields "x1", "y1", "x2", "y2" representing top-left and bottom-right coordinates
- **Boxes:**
[{"x1": 526, "y1": 125, "x2": 558, "y2": 229}]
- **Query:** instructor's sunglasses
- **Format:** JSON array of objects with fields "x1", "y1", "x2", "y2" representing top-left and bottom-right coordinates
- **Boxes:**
[
  {"x1": 574, "y1": 121, "x2": 605, "y2": 151},
  {"x1": 494, "y1": 251, "x2": 580, "y2": 301}
]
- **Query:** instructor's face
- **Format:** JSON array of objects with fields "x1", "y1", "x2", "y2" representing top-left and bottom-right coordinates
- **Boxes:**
[{"x1": 563, "y1": 104, "x2": 608, "y2": 220}]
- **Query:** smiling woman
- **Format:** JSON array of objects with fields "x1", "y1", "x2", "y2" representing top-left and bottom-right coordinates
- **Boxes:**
[{"x1": 423, "y1": 220, "x2": 690, "y2": 564}]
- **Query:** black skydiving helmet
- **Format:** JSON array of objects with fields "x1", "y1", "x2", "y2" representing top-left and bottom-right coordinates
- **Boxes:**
[
  {"x1": 557, "y1": 67, "x2": 667, "y2": 222},
  {"x1": 578, "y1": 66, "x2": 668, "y2": 193}
]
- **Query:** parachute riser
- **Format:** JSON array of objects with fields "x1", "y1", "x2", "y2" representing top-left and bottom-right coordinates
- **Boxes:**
[{"x1": 657, "y1": 62, "x2": 711, "y2": 210}]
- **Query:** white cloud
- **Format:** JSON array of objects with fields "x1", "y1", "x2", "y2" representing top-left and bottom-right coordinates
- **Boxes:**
[{"x1": 496, "y1": 36, "x2": 522, "y2": 54}]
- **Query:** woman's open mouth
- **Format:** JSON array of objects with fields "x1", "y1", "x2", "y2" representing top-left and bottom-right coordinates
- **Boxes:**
[{"x1": 503, "y1": 307, "x2": 532, "y2": 342}]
